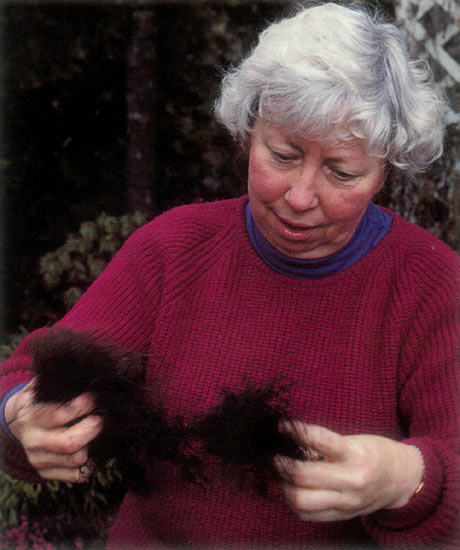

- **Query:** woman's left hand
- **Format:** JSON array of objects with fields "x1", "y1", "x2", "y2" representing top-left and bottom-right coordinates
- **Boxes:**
[{"x1": 275, "y1": 421, "x2": 424, "y2": 522}]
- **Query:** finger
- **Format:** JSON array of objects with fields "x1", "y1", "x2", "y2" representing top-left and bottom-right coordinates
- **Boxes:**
[
  {"x1": 274, "y1": 455, "x2": 297, "y2": 483},
  {"x1": 28, "y1": 446, "x2": 89, "y2": 470},
  {"x1": 283, "y1": 484, "x2": 341, "y2": 514},
  {"x1": 24, "y1": 414, "x2": 102, "y2": 455},
  {"x1": 274, "y1": 455, "x2": 347, "y2": 491},
  {"x1": 291, "y1": 508, "x2": 360, "y2": 523},
  {"x1": 39, "y1": 464, "x2": 93, "y2": 484},
  {"x1": 286, "y1": 502, "x2": 377, "y2": 523},
  {"x1": 282, "y1": 485, "x2": 375, "y2": 522},
  {"x1": 39, "y1": 393, "x2": 97, "y2": 429},
  {"x1": 16, "y1": 394, "x2": 96, "y2": 432},
  {"x1": 280, "y1": 422, "x2": 346, "y2": 462},
  {"x1": 282, "y1": 482, "x2": 366, "y2": 515},
  {"x1": 53, "y1": 414, "x2": 103, "y2": 454}
]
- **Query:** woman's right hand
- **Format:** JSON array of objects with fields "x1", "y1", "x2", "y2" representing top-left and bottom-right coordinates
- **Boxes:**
[{"x1": 4, "y1": 380, "x2": 102, "y2": 483}]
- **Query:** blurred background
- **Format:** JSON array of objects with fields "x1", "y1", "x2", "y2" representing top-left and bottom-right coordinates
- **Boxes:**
[{"x1": 0, "y1": 0, "x2": 458, "y2": 547}]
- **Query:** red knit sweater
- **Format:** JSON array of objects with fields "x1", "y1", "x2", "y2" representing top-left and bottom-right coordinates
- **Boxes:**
[{"x1": 1, "y1": 196, "x2": 460, "y2": 548}]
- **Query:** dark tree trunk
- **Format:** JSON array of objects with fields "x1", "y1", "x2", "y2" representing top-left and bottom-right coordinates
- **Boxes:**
[{"x1": 125, "y1": 8, "x2": 157, "y2": 216}]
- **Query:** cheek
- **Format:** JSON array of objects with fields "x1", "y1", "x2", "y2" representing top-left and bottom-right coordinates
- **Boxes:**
[
  {"x1": 324, "y1": 190, "x2": 373, "y2": 224},
  {"x1": 248, "y1": 157, "x2": 283, "y2": 203}
]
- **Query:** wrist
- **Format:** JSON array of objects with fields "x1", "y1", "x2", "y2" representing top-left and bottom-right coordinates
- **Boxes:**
[
  {"x1": 407, "y1": 446, "x2": 425, "y2": 499},
  {"x1": 387, "y1": 445, "x2": 425, "y2": 509}
]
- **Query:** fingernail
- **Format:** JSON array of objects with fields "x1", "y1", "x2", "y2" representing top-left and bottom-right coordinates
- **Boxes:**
[
  {"x1": 299, "y1": 446, "x2": 323, "y2": 461},
  {"x1": 78, "y1": 460, "x2": 93, "y2": 481}
]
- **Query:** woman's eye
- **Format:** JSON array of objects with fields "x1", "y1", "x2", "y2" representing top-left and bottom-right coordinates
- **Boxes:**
[
  {"x1": 331, "y1": 169, "x2": 357, "y2": 182},
  {"x1": 272, "y1": 151, "x2": 297, "y2": 164}
]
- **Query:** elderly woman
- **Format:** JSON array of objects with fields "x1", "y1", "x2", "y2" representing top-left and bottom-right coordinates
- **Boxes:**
[{"x1": 1, "y1": 2, "x2": 459, "y2": 548}]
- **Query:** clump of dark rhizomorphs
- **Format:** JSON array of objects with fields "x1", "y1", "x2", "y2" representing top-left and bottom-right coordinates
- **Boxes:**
[
  {"x1": 28, "y1": 329, "x2": 307, "y2": 497},
  {"x1": 192, "y1": 385, "x2": 306, "y2": 497},
  {"x1": 28, "y1": 328, "x2": 198, "y2": 494}
]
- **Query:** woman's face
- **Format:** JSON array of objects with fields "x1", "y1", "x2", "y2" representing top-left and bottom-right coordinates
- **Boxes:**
[{"x1": 248, "y1": 119, "x2": 387, "y2": 260}]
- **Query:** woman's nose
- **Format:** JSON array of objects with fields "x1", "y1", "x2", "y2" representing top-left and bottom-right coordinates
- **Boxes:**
[{"x1": 284, "y1": 170, "x2": 319, "y2": 211}]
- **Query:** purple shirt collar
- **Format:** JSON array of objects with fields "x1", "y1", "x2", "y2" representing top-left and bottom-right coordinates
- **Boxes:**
[{"x1": 245, "y1": 202, "x2": 392, "y2": 279}]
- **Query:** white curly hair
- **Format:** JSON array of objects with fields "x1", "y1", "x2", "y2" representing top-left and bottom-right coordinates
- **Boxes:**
[{"x1": 215, "y1": 2, "x2": 447, "y2": 178}]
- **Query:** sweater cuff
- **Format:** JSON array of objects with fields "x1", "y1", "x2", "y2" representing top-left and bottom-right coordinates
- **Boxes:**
[
  {"x1": 0, "y1": 382, "x2": 28, "y2": 444},
  {"x1": 362, "y1": 440, "x2": 442, "y2": 532}
]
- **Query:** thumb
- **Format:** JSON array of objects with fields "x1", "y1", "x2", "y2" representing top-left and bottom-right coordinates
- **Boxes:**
[{"x1": 280, "y1": 421, "x2": 345, "y2": 462}]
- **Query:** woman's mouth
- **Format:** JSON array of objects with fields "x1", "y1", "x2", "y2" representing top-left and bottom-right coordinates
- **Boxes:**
[
  {"x1": 276, "y1": 215, "x2": 319, "y2": 240},
  {"x1": 283, "y1": 219, "x2": 312, "y2": 231}
]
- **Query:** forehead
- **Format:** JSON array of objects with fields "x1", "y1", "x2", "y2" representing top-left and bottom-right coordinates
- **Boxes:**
[{"x1": 253, "y1": 118, "x2": 370, "y2": 160}]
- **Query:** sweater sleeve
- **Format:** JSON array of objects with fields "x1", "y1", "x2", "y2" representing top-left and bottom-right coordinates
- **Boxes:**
[
  {"x1": 362, "y1": 246, "x2": 460, "y2": 548},
  {"x1": 0, "y1": 219, "x2": 166, "y2": 480}
]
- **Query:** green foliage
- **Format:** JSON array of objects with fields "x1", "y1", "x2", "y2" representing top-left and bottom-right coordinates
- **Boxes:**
[
  {"x1": 0, "y1": 460, "x2": 125, "y2": 548},
  {"x1": 39, "y1": 211, "x2": 146, "y2": 311},
  {"x1": 16, "y1": 211, "x2": 147, "y2": 328},
  {"x1": 0, "y1": 326, "x2": 29, "y2": 362}
]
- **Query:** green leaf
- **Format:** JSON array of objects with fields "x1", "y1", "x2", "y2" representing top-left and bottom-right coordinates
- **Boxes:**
[
  {"x1": 46, "y1": 480, "x2": 60, "y2": 492},
  {"x1": 88, "y1": 256, "x2": 107, "y2": 278},
  {"x1": 8, "y1": 507, "x2": 17, "y2": 526},
  {"x1": 63, "y1": 287, "x2": 83, "y2": 309},
  {"x1": 80, "y1": 221, "x2": 97, "y2": 241}
]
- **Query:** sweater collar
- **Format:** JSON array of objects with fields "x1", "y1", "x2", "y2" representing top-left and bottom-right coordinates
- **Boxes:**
[{"x1": 245, "y1": 202, "x2": 392, "y2": 279}]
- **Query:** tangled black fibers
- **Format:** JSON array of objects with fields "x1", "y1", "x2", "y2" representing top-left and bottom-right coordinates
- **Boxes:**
[
  {"x1": 29, "y1": 329, "x2": 305, "y2": 497},
  {"x1": 28, "y1": 328, "x2": 198, "y2": 494},
  {"x1": 192, "y1": 386, "x2": 306, "y2": 497}
]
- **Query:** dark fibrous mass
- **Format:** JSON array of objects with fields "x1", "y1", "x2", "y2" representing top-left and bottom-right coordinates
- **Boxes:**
[
  {"x1": 29, "y1": 329, "x2": 305, "y2": 497},
  {"x1": 192, "y1": 386, "x2": 305, "y2": 496},
  {"x1": 29, "y1": 328, "x2": 196, "y2": 494}
]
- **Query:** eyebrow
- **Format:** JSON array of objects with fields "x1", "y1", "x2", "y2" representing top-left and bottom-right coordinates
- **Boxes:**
[
  {"x1": 287, "y1": 140, "x2": 364, "y2": 166},
  {"x1": 268, "y1": 126, "x2": 368, "y2": 164},
  {"x1": 286, "y1": 140, "x2": 303, "y2": 153}
]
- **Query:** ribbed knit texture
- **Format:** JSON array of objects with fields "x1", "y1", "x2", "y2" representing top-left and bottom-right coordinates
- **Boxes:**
[{"x1": 1, "y1": 196, "x2": 459, "y2": 548}]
